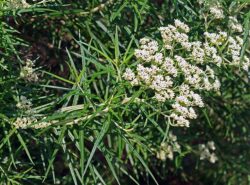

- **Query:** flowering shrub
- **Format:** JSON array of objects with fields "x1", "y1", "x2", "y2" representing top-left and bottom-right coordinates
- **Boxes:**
[
  {"x1": 122, "y1": 13, "x2": 249, "y2": 165},
  {"x1": 0, "y1": 0, "x2": 250, "y2": 185}
]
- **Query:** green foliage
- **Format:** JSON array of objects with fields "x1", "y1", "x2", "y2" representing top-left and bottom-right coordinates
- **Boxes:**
[{"x1": 0, "y1": 0, "x2": 250, "y2": 185}]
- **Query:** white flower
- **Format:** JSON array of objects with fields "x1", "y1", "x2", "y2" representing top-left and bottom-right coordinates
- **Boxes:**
[
  {"x1": 175, "y1": 55, "x2": 188, "y2": 67},
  {"x1": 162, "y1": 57, "x2": 178, "y2": 77},
  {"x1": 20, "y1": 60, "x2": 38, "y2": 82},
  {"x1": 150, "y1": 75, "x2": 173, "y2": 91},
  {"x1": 204, "y1": 43, "x2": 217, "y2": 56},
  {"x1": 139, "y1": 37, "x2": 151, "y2": 45},
  {"x1": 213, "y1": 79, "x2": 221, "y2": 91},
  {"x1": 203, "y1": 77, "x2": 213, "y2": 90},
  {"x1": 169, "y1": 131, "x2": 177, "y2": 141},
  {"x1": 200, "y1": 148, "x2": 210, "y2": 160},
  {"x1": 206, "y1": 66, "x2": 215, "y2": 79},
  {"x1": 170, "y1": 113, "x2": 190, "y2": 127},
  {"x1": 229, "y1": 16, "x2": 243, "y2": 33},
  {"x1": 137, "y1": 65, "x2": 152, "y2": 84},
  {"x1": 188, "y1": 107, "x2": 197, "y2": 119},
  {"x1": 176, "y1": 95, "x2": 191, "y2": 106},
  {"x1": 123, "y1": 68, "x2": 135, "y2": 81},
  {"x1": 166, "y1": 146, "x2": 174, "y2": 160},
  {"x1": 154, "y1": 53, "x2": 164, "y2": 65},
  {"x1": 191, "y1": 47, "x2": 205, "y2": 63},
  {"x1": 212, "y1": 55, "x2": 222, "y2": 67},
  {"x1": 198, "y1": 0, "x2": 204, "y2": 4},
  {"x1": 174, "y1": 19, "x2": 190, "y2": 33},
  {"x1": 174, "y1": 32, "x2": 189, "y2": 43},
  {"x1": 179, "y1": 84, "x2": 190, "y2": 95},
  {"x1": 181, "y1": 42, "x2": 192, "y2": 50},
  {"x1": 242, "y1": 56, "x2": 250, "y2": 71},
  {"x1": 209, "y1": 153, "x2": 218, "y2": 163},
  {"x1": 186, "y1": 75, "x2": 201, "y2": 86},
  {"x1": 157, "y1": 133, "x2": 180, "y2": 161},
  {"x1": 159, "y1": 26, "x2": 175, "y2": 48},
  {"x1": 207, "y1": 141, "x2": 216, "y2": 150},
  {"x1": 131, "y1": 78, "x2": 139, "y2": 86},
  {"x1": 16, "y1": 96, "x2": 32, "y2": 110},
  {"x1": 155, "y1": 93, "x2": 167, "y2": 102},
  {"x1": 191, "y1": 92, "x2": 204, "y2": 107},
  {"x1": 199, "y1": 142, "x2": 218, "y2": 163},
  {"x1": 209, "y1": 6, "x2": 224, "y2": 19},
  {"x1": 155, "y1": 89, "x2": 175, "y2": 102},
  {"x1": 204, "y1": 32, "x2": 226, "y2": 45},
  {"x1": 123, "y1": 19, "x2": 248, "y2": 130},
  {"x1": 156, "y1": 149, "x2": 167, "y2": 161},
  {"x1": 13, "y1": 117, "x2": 37, "y2": 129},
  {"x1": 236, "y1": 36, "x2": 243, "y2": 45}
]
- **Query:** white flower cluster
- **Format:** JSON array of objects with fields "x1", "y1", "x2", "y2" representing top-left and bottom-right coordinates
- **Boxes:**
[
  {"x1": 13, "y1": 117, "x2": 52, "y2": 129},
  {"x1": 16, "y1": 96, "x2": 32, "y2": 110},
  {"x1": 199, "y1": 141, "x2": 218, "y2": 163},
  {"x1": 159, "y1": 19, "x2": 190, "y2": 50},
  {"x1": 228, "y1": 36, "x2": 242, "y2": 64},
  {"x1": 209, "y1": 5, "x2": 224, "y2": 19},
  {"x1": 204, "y1": 31, "x2": 249, "y2": 71},
  {"x1": 156, "y1": 132, "x2": 180, "y2": 161},
  {"x1": 204, "y1": 31, "x2": 227, "y2": 46},
  {"x1": 198, "y1": 0, "x2": 204, "y2": 5},
  {"x1": 13, "y1": 117, "x2": 36, "y2": 129},
  {"x1": 228, "y1": 36, "x2": 250, "y2": 71},
  {"x1": 124, "y1": 18, "x2": 249, "y2": 127},
  {"x1": 229, "y1": 16, "x2": 243, "y2": 33},
  {"x1": 206, "y1": 4, "x2": 249, "y2": 71},
  {"x1": 123, "y1": 20, "x2": 223, "y2": 127},
  {"x1": 5, "y1": 0, "x2": 30, "y2": 9},
  {"x1": 20, "y1": 59, "x2": 38, "y2": 82}
]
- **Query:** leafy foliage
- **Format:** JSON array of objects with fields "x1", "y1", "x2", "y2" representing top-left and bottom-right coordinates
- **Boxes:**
[{"x1": 0, "y1": 0, "x2": 250, "y2": 185}]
